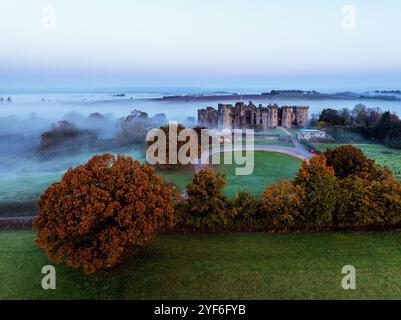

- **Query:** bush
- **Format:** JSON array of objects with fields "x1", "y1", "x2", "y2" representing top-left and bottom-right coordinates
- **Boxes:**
[
  {"x1": 260, "y1": 180, "x2": 304, "y2": 227},
  {"x1": 33, "y1": 154, "x2": 176, "y2": 274},
  {"x1": 175, "y1": 167, "x2": 228, "y2": 230}
]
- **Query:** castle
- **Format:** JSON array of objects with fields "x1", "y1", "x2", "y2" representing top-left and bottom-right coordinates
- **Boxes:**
[{"x1": 198, "y1": 101, "x2": 309, "y2": 130}]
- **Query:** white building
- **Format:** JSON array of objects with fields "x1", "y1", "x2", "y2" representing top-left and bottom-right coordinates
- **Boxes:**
[{"x1": 297, "y1": 129, "x2": 326, "y2": 141}]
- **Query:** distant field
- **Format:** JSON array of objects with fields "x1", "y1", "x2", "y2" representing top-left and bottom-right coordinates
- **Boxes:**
[
  {"x1": 314, "y1": 143, "x2": 401, "y2": 180},
  {"x1": 3, "y1": 230, "x2": 401, "y2": 299},
  {"x1": 215, "y1": 151, "x2": 302, "y2": 196}
]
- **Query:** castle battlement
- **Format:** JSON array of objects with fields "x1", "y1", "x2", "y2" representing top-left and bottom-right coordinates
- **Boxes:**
[{"x1": 198, "y1": 101, "x2": 309, "y2": 129}]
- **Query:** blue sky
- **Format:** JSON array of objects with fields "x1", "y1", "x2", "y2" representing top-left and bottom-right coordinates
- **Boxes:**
[{"x1": 1, "y1": 0, "x2": 401, "y2": 91}]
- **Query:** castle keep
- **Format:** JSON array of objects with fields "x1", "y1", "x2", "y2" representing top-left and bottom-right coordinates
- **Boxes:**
[{"x1": 198, "y1": 101, "x2": 309, "y2": 130}]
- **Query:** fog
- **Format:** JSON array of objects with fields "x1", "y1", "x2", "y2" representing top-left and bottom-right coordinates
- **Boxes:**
[{"x1": 1, "y1": 92, "x2": 401, "y2": 207}]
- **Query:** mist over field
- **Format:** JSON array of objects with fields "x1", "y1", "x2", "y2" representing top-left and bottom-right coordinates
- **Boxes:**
[{"x1": 1, "y1": 91, "x2": 401, "y2": 209}]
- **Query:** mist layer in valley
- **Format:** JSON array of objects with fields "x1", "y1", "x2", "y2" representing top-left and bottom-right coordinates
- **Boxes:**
[{"x1": 1, "y1": 92, "x2": 401, "y2": 216}]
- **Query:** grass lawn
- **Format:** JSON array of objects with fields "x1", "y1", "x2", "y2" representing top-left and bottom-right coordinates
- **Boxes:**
[
  {"x1": 210, "y1": 139, "x2": 294, "y2": 148},
  {"x1": 157, "y1": 166, "x2": 195, "y2": 190},
  {"x1": 254, "y1": 128, "x2": 290, "y2": 137},
  {"x1": 215, "y1": 151, "x2": 302, "y2": 196},
  {"x1": 253, "y1": 140, "x2": 294, "y2": 147},
  {"x1": 313, "y1": 143, "x2": 401, "y2": 180},
  {"x1": 2, "y1": 230, "x2": 401, "y2": 299}
]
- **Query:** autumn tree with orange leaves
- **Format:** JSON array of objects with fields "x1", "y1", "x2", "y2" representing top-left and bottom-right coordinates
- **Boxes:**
[
  {"x1": 324, "y1": 145, "x2": 383, "y2": 180},
  {"x1": 33, "y1": 154, "x2": 176, "y2": 274}
]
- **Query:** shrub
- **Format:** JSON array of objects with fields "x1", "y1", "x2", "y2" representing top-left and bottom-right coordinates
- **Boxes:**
[
  {"x1": 175, "y1": 167, "x2": 228, "y2": 230},
  {"x1": 33, "y1": 154, "x2": 176, "y2": 274},
  {"x1": 260, "y1": 180, "x2": 304, "y2": 227}
]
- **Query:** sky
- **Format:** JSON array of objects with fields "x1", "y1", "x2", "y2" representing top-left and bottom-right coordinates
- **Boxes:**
[{"x1": 0, "y1": 0, "x2": 401, "y2": 91}]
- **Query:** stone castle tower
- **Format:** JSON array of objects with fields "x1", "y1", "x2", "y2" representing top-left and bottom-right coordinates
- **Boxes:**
[{"x1": 198, "y1": 101, "x2": 309, "y2": 129}]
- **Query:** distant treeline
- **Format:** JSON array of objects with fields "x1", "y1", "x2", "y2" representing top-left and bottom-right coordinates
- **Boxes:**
[
  {"x1": 311, "y1": 104, "x2": 401, "y2": 149},
  {"x1": 36, "y1": 110, "x2": 169, "y2": 158}
]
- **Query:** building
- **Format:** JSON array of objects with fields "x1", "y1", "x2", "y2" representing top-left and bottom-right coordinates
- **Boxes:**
[
  {"x1": 297, "y1": 129, "x2": 326, "y2": 141},
  {"x1": 198, "y1": 101, "x2": 309, "y2": 129}
]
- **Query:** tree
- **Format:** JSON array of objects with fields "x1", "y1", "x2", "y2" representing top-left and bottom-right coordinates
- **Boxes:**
[
  {"x1": 295, "y1": 155, "x2": 338, "y2": 226},
  {"x1": 385, "y1": 121, "x2": 401, "y2": 149},
  {"x1": 324, "y1": 145, "x2": 383, "y2": 180},
  {"x1": 175, "y1": 167, "x2": 228, "y2": 230},
  {"x1": 33, "y1": 154, "x2": 176, "y2": 274},
  {"x1": 229, "y1": 191, "x2": 260, "y2": 228},
  {"x1": 352, "y1": 104, "x2": 368, "y2": 127},
  {"x1": 336, "y1": 174, "x2": 401, "y2": 227},
  {"x1": 260, "y1": 180, "x2": 304, "y2": 227},
  {"x1": 319, "y1": 108, "x2": 347, "y2": 127},
  {"x1": 37, "y1": 120, "x2": 97, "y2": 157},
  {"x1": 115, "y1": 111, "x2": 148, "y2": 146}
]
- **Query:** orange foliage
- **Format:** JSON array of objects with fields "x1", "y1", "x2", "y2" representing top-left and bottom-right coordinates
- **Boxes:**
[
  {"x1": 33, "y1": 154, "x2": 176, "y2": 274},
  {"x1": 296, "y1": 155, "x2": 335, "y2": 182},
  {"x1": 260, "y1": 180, "x2": 304, "y2": 227}
]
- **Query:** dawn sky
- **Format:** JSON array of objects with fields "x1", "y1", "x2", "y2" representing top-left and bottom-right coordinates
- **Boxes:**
[{"x1": 1, "y1": 0, "x2": 401, "y2": 90}]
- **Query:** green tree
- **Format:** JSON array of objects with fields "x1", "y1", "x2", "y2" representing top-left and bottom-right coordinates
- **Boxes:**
[
  {"x1": 175, "y1": 167, "x2": 228, "y2": 230},
  {"x1": 294, "y1": 155, "x2": 338, "y2": 226}
]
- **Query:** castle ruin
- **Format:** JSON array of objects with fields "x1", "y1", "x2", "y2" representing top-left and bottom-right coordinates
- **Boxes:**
[{"x1": 198, "y1": 101, "x2": 309, "y2": 130}]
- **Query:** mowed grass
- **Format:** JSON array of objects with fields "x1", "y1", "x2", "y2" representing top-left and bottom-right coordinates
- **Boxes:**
[
  {"x1": 314, "y1": 143, "x2": 401, "y2": 180},
  {"x1": 2, "y1": 230, "x2": 401, "y2": 299},
  {"x1": 157, "y1": 166, "x2": 195, "y2": 190},
  {"x1": 215, "y1": 151, "x2": 302, "y2": 196}
]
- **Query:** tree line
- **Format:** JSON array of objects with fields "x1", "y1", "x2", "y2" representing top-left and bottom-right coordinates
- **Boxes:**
[{"x1": 311, "y1": 104, "x2": 401, "y2": 148}]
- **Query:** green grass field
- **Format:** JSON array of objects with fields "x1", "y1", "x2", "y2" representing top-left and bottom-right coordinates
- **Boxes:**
[
  {"x1": 157, "y1": 166, "x2": 195, "y2": 190},
  {"x1": 314, "y1": 143, "x2": 401, "y2": 180},
  {"x1": 215, "y1": 151, "x2": 302, "y2": 196},
  {"x1": 2, "y1": 230, "x2": 401, "y2": 299}
]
